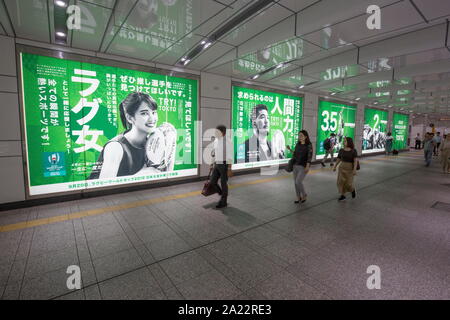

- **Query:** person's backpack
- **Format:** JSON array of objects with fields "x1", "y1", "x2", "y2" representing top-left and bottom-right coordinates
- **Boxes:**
[
  {"x1": 323, "y1": 138, "x2": 331, "y2": 150},
  {"x1": 392, "y1": 149, "x2": 399, "y2": 155}
]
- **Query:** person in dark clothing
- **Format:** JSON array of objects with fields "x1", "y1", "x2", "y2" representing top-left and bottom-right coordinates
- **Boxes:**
[
  {"x1": 210, "y1": 125, "x2": 233, "y2": 208},
  {"x1": 333, "y1": 137, "x2": 358, "y2": 201},
  {"x1": 286, "y1": 130, "x2": 313, "y2": 204},
  {"x1": 414, "y1": 133, "x2": 421, "y2": 149}
]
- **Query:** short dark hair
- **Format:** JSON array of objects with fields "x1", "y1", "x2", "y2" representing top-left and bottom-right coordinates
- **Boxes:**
[
  {"x1": 251, "y1": 104, "x2": 268, "y2": 121},
  {"x1": 216, "y1": 125, "x2": 227, "y2": 135},
  {"x1": 345, "y1": 137, "x2": 355, "y2": 149},
  {"x1": 330, "y1": 133, "x2": 336, "y2": 137}
]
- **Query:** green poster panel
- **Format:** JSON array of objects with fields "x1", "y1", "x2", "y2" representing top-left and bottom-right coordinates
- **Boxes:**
[
  {"x1": 362, "y1": 108, "x2": 389, "y2": 154},
  {"x1": 316, "y1": 100, "x2": 356, "y2": 159},
  {"x1": 393, "y1": 113, "x2": 409, "y2": 150},
  {"x1": 232, "y1": 86, "x2": 303, "y2": 170},
  {"x1": 20, "y1": 52, "x2": 198, "y2": 196}
]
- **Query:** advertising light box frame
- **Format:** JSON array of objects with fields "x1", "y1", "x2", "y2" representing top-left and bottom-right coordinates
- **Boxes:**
[
  {"x1": 362, "y1": 107, "x2": 389, "y2": 155},
  {"x1": 231, "y1": 82, "x2": 304, "y2": 171},
  {"x1": 315, "y1": 98, "x2": 357, "y2": 160},
  {"x1": 392, "y1": 112, "x2": 410, "y2": 151},
  {"x1": 17, "y1": 45, "x2": 201, "y2": 199}
]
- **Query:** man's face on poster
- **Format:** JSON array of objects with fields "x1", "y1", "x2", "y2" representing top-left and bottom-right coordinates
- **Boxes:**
[{"x1": 253, "y1": 109, "x2": 270, "y2": 137}]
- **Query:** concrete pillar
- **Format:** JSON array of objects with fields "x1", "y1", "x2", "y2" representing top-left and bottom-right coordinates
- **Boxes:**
[{"x1": 303, "y1": 92, "x2": 319, "y2": 160}]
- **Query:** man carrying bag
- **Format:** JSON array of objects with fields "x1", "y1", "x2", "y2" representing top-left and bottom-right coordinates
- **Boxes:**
[{"x1": 203, "y1": 125, "x2": 233, "y2": 208}]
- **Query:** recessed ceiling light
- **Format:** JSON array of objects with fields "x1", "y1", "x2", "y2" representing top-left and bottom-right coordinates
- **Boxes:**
[
  {"x1": 355, "y1": 97, "x2": 360, "y2": 101},
  {"x1": 203, "y1": 42, "x2": 212, "y2": 49},
  {"x1": 299, "y1": 85, "x2": 305, "y2": 89},
  {"x1": 276, "y1": 63, "x2": 284, "y2": 69},
  {"x1": 55, "y1": 31, "x2": 66, "y2": 38},
  {"x1": 183, "y1": 59, "x2": 191, "y2": 66},
  {"x1": 55, "y1": 0, "x2": 67, "y2": 7},
  {"x1": 200, "y1": 40, "x2": 206, "y2": 45},
  {"x1": 251, "y1": 74, "x2": 260, "y2": 80},
  {"x1": 180, "y1": 57, "x2": 186, "y2": 62},
  {"x1": 331, "y1": 92, "x2": 336, "y2": 95}
]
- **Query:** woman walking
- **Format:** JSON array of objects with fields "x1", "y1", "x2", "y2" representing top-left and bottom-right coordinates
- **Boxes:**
[
  {"x1": 287, "y1": 130, "x2": 313, "y2": 203},
  {"x1": 385, "y1": 132, "x2": 393, "y2": 155},
  {"x1": 333, "y1": 137, "x2": 358, "y2": 201},
  {"x1": 439, "y1": 134, "x2": 450, "y2": 173}
]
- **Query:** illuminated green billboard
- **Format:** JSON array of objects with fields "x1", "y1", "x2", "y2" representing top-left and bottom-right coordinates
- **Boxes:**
[
  {"x1": 316, "y1": 100, "x2": 356, "y2": 159},
  {"x1": 362, "y1": 108, "x2": 388, "y2": 154},
  {"x1": 393, "y1": 112, "x2": 409, "y2": 150},
  {"x1": 232, "y1": 85, "x2": 303, "y2": 170},
  {"x1": 20, "y1": 52, "x2": 198, "y2": 196}
]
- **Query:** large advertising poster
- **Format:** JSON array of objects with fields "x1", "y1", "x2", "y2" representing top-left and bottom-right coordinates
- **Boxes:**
[
  {"x1": 362, "y1": 108, "x2": 388, "y2": 154},
  {"x1": 20, "y1": 52, "x2": 198, "y2": 196},
  {"x1": 393, "y1": 112, "x2": 409, "y2": 150},
  {"x1": 316, "y1": 100, "x2": 356, "y2": 159},
  {"x1": 232, "y1": 86, "x2": 303, "y2": 170}
]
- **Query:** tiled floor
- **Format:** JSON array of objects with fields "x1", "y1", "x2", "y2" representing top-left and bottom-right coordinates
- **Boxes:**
[{"x1": 0, "y1": 151, "x2": 449, "y2": 300}]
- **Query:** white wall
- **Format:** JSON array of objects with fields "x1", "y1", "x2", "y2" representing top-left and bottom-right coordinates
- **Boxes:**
[
  {"x1": 199, "y1": 72, "x2": 231, "y2": 177},
  {"x1": 303, "y1": 93, "x2": 319, "y2": 160},
  {"x1": 0, "y1": 35, "x2": 26, "y2": 204}
]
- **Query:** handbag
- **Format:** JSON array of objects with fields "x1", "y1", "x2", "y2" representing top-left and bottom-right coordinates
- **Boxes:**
[
  {"x1": 356, "y1": 160, "x2": 360, "y2": 171},
  {"x1": 285, "y1": 158, "x2": 294, "y2": 173},
  {"x1": 201, "y1": 168, "x2": 219, "y2": 197}
]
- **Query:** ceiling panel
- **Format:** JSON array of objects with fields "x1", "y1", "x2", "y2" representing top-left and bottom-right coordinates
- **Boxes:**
[
  {"x1": 237, "y1": 14, "x2": 296, "y2": 57},
  {"x1": 301, "y1": 1, "x2": 423, "y2": 49},
  {"x1": 70, "y1": 0, "x2": 113, "y2": 51},
  {"x1": 4, "y1": 0, "x2": 50, "y2": 42},
  {"x1": 266, "y1": 69, "x2": 318, "y2": 87},
  {"x1": 0, "y1": 2, "x2": 14, "y2": 36},
  {"x1": 119, "y1": 0, "x2": 224, "y2": 42},
  {"x1": 303, "y1": 48, "x2": 358, "y2": 76},
  {"x1": 296, "y1": 0, "x2": 398, "y2": 36},
  {"x1": 191, "y1": 0, "x2": 258, "y2": 37},
  {"x1": 276, "y1": 0, "x2": 320, "y2": 13},
  {"x1": 219, "y1": 3, "x2": 292, "y2": 46},
  {"x1": 151, "y1": 33, "x2": 205, "y2": 65},
  {"x1": 81, "y1": 0, "x2": 116, "y2": 9},
  {"x1": 358, "y1": 23, "x2": 448, "y2": 64},
  {"x1": 106, "y1": 26, "x2": 177, "y2": 60},
  {"x1": 256, "y1": 62, "x2": 298, "y2": 81},
  {"x1": 410, "y1": 0, "x2": 450, "y2": 21},
  {"x1": 187, "y1": 41, "x2": 235, "y2": 70}
]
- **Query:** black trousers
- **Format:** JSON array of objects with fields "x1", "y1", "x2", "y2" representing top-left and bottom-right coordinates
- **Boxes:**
[
  {"x1": 415, "y1": 140, "x2": 421, "y2": 149},
  {"x1": 210, "y1": 163, "x2": 228, "y2": 203}
]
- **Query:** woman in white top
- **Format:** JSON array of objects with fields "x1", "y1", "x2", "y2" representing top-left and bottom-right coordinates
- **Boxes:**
[{"x1": 439, "y1": 134, "x2": 450, "y2": 173}]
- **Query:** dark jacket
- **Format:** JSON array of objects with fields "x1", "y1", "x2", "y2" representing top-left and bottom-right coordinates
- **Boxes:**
[{"x1": 293, "y1": 142, "x2": 313, "y2": 167}]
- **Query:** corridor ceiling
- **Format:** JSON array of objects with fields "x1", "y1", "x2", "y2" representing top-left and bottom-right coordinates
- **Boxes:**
[{"x1": 1, "y1": 0, "x2": 450, "y2": 115}]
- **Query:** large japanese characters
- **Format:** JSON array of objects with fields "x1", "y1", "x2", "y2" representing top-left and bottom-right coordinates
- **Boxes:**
[
  {"x1": 20, "y1": 52, "x2": 197, "y2": 196},
  {"x1": 315, "y1": 100, "x2": 356, "y2": 159},
  {"x1": 232, "y1": 86, "x2": 303, "y2": 170}
]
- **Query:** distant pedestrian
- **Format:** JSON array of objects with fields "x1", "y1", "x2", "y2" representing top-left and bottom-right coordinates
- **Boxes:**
[
  {"x1": 439, "y1": 134, "x2": 450, "y2": 173},
  {"x1": 423, "y1": 133, "x2": 435, "y2": 167},
  {"x1": 433, "y1": 132, "x2": 442, "y2": 156},
  {"x1": 414, "y1": 133, "x2": 421, "y2": 149},
  {"x1": 321, "y1": 133, "x2": 336, "y2": 167},
  {"x1": 333, "y1": 137, "x2": 358, "y2": 201},
  {"x1": 385, "y1": 132, "x2": 393, "y2": 155},
  {"x1": 286, "y1": 130, "x2": 312, "y2": 204}
]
